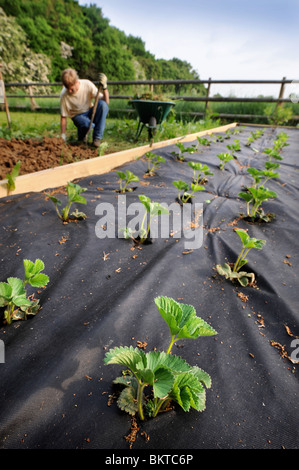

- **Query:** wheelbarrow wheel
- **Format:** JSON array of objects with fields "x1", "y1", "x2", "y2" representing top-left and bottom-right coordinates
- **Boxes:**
[{"x1": 148, "y1": 116, "x2": 157, "y2": 139}]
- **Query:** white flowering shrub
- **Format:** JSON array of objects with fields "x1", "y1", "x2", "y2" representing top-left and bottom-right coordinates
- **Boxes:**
[{"x1": 0, "y1": 7, "x2": 52, "y2": 94}]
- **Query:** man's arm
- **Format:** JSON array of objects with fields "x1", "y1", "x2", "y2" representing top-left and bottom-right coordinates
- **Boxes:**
[
  {"x1": 60, "y1": 116, "x2": 67, "y2": 141},
  {"x1": 98, "y1": 73, "x2": 109, "y2": 105},
  {"x1": 103, "y1": 88, "x2": 109, "y2": 105}
]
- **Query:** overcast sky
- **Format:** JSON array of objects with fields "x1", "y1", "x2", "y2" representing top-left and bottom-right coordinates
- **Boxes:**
[{"x1": 78, "y1": 0, "x2": 299, "y2": 97}]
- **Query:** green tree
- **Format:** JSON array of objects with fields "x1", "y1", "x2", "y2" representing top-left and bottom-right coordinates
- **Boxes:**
[
  {"x1": 89, "y1": 26, "x2": 135, "y2": 81},
  {"x1": 0, "y1": 0, "x2": 204, "y2": 87}
]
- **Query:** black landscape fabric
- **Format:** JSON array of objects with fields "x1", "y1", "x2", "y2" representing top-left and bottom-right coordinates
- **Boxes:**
[{"x1": 0, "y1": 125, "x2": 298, "y2": 450}]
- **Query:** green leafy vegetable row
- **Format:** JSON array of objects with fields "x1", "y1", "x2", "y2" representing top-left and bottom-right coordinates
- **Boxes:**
[{"x1": 1, "y1": 127, "x2": 290, "y2": 428}]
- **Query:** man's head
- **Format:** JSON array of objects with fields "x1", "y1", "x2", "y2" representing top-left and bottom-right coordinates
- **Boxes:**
[{"x1": 61, "y1": 68, "x2": 80, "y2": 94}]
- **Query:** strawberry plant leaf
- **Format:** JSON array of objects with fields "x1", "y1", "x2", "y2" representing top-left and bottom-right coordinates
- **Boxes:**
[
  {"x1": 152, "y1": 367, "x2": 174, "y2": 398},
  {"x1": 235, "y1": 229, "x2": 250, "y2": 246},
  {"x1": 117, "y1": 386, "x2": 138, "y2": 416},
  {"x1": 149, "y1": 201, "x2": 169, "y2": 217},
  {"x1": 239, "y1": 191, "x2": 253, "y2": 203},
  {"x1": 46, "y1": 194, "x2": 62, "y2": 205},
  {"x1": 138, "y1": 194, "x2": 151, "y2": 213},
  {"x1": 191, "y1": 366, "x2": 212, "y2": 389},
  {"x1": 113, "y1": 375, "x2": 138, "y2": 390},
  {"x1": 71, "y1": 194, "x2": 87, "y2": 205},
  {"x1": 0, "y1": 282, "x2": 12, "y2": 301},
  {"x1": 20, "y1": 299, "x2": 40, "y2": 316},
  {"x1": 7, "y1": 277, "x2": 26, "y2": 297},
  {"x1": 145, "y1": 350, "x2": 191, "y2": 374},
  {"x1": 216, "y1": 263, "x2": 232, "y2": 278},
  {"x1": 116, "y1": 171, "x2": 126, "y2": 179},
  {"x1": 32, "y1": 259, "x2": 45, "y2": 274},
  {"x1": 169, "y1": 371, "x2": 206, "y2": 412},
  {"x1": 126, "y1": 170, "x2": 139, "y2": 183},
  {"x1": 238, "y1": 276, "x2": 249, "y2": 287},
  {"x1": 67, "y1": 182, "x2": 87, "y2": 203},
  {"x1": 70, "y1": 209, "x2": 86, "y2": 220},
  {"x1": 154, "y1": 296, "x2": 217, "y2": 348},
  {"x1": 177, "y1": 312, "x2": 216, "y2": 340},
  {"x1": 173, "y1": 180, "x2": 189, "y2": 192},
  {"x1": 238, "y1": 259, "x2": 248, "y2": 269},
  {"x1": 135, "y1": 366, "x2": 154, "y2": 385},
  {"x1": 154, "y1": 296, "x2": 183, "y2": 335},
  {"x1": 265, "y1": 161, "x2": 280, "y2": 170},
  {"x1": 12, "y1": 295, "x2": 32, "y2": 307},
  {"x1": 23, "y1": 259, "x2": 49, "y2": 287},
  {"x1": 24, "y1": 259, "x2": 44, "y2": 276},
  {"x1": 190, "y1": 183, "x2": 205, "y2": 193},
  {"x1": 216, "y1": 263, "x2": 256, "y2": 286},
  {"x1": 27, "y1": 273, "x2": 49, "y2": 287},
  {"x1": 104, "y1": 346, "x2": 145, "y2": 373}
]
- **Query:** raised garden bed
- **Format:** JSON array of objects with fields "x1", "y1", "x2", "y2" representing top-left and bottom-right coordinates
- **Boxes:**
[
  {"x1": 0, "y1": 123, "x2": 298, "y2": 450},
  {"x1": 0, "y1": 123, "x2": 235, "y2": 197},
  {"x1": 0, "y1": 137, "x2": 101, "y2": 180}
]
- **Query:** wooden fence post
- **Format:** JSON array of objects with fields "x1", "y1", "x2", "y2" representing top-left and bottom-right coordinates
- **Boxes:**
[
  {"x1": 150, "y1": 78, "x2": 154, "y2": 93},
  {"x1": 205, "y1": 77, "x2": 212, "y2": 115},
  {"x1": 276, "y1": 76, "x2": 286, "y2": 108},
  {"x1": 28, "y1": 85, "x2": 40, "y2": 110},
  {"x1": 0, "y1": 64, "x2": 11, "y2": 127}
]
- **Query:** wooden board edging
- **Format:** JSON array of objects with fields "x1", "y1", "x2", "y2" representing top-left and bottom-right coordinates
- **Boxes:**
[{"x1": 0, "y1": 122, "x2": 237, "y2": 198}]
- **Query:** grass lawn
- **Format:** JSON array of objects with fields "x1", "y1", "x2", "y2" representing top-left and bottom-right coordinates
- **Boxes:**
[{"x1": 0, "y1": 110, "x2": 224, "y2": 154}]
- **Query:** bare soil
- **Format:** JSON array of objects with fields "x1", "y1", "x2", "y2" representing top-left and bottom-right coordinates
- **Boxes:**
[{"x1": 0, "y1": 137, "x2": 101, "y2": 180}]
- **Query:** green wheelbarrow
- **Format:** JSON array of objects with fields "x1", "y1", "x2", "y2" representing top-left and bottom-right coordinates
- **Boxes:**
[{"x1": 130, "y1": 99, "x2": 175, "y2": 140}]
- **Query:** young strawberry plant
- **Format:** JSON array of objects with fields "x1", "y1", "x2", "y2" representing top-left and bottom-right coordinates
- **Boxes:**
[
  {"x1": 273, "y1": 131, "x2": 289, "y2": 151},
  {"x1": 188, "y1": 162, "x2": 214, "y2": 185},
  {"x1": 216, "y1": 152, "x2": 234, "y2": 170},
  {"x1": 245, "y1": 129, "x2": 265, "y2": 147},
  {"x1": 239, "y1": 161, "x2": 279, "y2": 222},
  {"x1": 140, "y1": 152, "x2": 165, "y2": 176},
  {"x1": 245, "y1": 135, "x2": 255, "y2": 147},
  {"x1": 196, "y1": 136, "x2": 212, "y2": 147},
  {"x1": 216, "y1": 228, "x2": 266, "y2": 286},
  {"x1": 0, "y1": 259, "x2": 49, "y2": 324},
  {"x1": 46, "y1": 182, "x2": 87, "y2": 221},
  {"x1": 120, "y1": 194, "x2": 169, "y2": 244},
  {"x1": 116, "y1": 170, "x2": 139, "y2": 193},
  {"x1": 6, "y1": 160, "x2": 21, "y2": 194},
  {"x1": 104, "y1": 296, "x2": 217, "y2": 420},
  {"x1": 246, "y1": 168, "x2": 280, "y2": 189},
  {"x1": 263, "y1": 148, "x2": 283, "y2": 161},
  {"x1": 226, "y1": 139, "x2": 241, "y2": 156},
  {"x1": 170, "y1": 142, "x2": 195, "y2": 161},
  {"x1": 170, "y1": 142, "x2": 185, "y2": 161},
  {"x1": 239, "y1": 185, "x2": 277, "y2": 222},
  {"x1": 264, "y1": 161, "x2": 280, "y2": 171},
  {"x1": 172, "y1": 180, "x2": 188, "y2": 202},
  {"x1": 262, "y1": 132, "x2": 288, "y2": 160},
  {"x1": 172, "y1": 180, "x2": 204, "y2": 204}
]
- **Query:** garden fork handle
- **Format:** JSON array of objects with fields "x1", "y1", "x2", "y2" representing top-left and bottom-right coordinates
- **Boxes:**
[{"x1": 84, "y1": 86, "x2": 102, "y2": 144}]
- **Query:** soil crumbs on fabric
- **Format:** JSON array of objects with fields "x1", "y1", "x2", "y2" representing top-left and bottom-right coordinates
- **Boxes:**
[{"x1": 0, "y1": 137, "x2": 101, "y2": 180}]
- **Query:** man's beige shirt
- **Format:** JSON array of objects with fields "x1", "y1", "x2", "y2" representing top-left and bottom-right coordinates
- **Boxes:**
[{"x1": 60, "y1": 79, "x2": 103, "y2": 118}]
